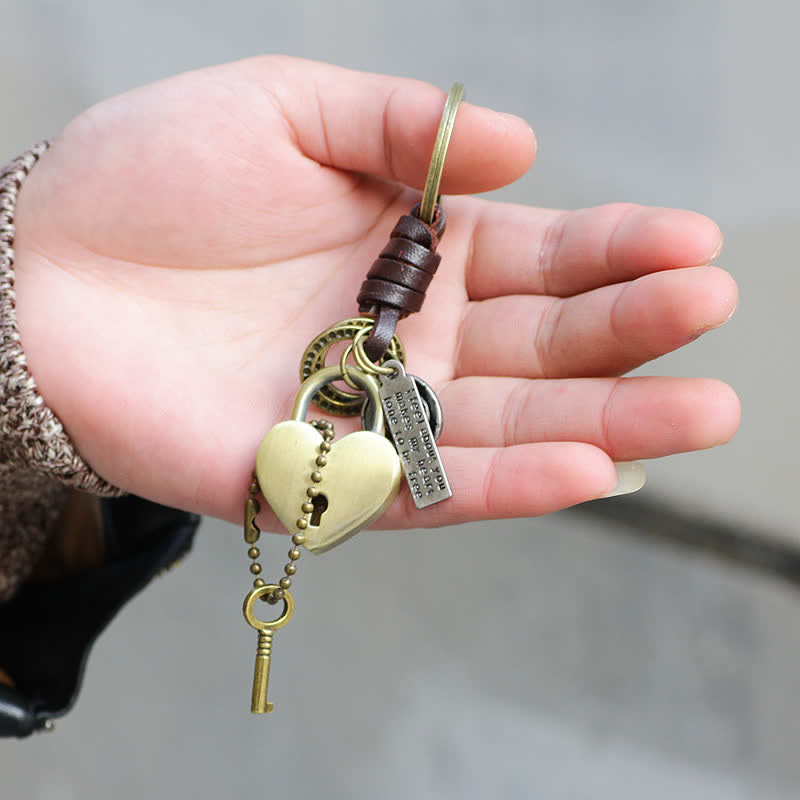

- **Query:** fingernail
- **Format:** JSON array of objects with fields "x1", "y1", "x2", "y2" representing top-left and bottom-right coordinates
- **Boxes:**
[
  {"x1": 706, "y1": 235, "x2": 724, "y2": 264},
  {"x1": 497, "y1": 111, "x2": 530, "y2": 127},
  {"x1": 496, "y1": 112, "x2": 536, "y2": 144},
  {"x1": 718, "y1": 304, "x2": 738, "y2": 327},
  {"x1": 600, "y1": 461, "x2": 646, "y2": 498},
  {"x1": 701, "y1": 303, "x2": 738, "y2": 335}
]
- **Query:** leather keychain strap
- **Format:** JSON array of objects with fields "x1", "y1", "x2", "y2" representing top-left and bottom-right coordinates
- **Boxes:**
[
  {"x1": 357, "y1": 83, "x2": 463, "y2": 362},
  {"x1": 357, "y1": 202, "x2": 446, "y2": 361}
]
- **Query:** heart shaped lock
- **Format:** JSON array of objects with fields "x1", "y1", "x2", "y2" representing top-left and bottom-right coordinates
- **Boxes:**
[{"x1": 256, "y1": 366, "x2": 402, "y2": 553}]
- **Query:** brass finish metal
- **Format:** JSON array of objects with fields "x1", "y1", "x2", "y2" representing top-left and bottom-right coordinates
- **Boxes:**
[
  {"x1": 244, "y1": 497, "x2": 260, "y2": 544},
  {"x1": 291, "y1": 365, "x2": 384, "y2": 431},
  {"x1": 299, "y1": 317, "x2": 405, "y2": 416},
  {"x1": 338, "y1": 343, "x2": 362, "y2": 391},
  {"x1": 352, "y1": 327, "x2": 396, "y2": 376},
  {"x1": 243, "y1": 421, "x2": 332, "y2": 606},
  {"x1": 256, "y1": 365, "x2": 402, "y2": 553},
  {"x1": 243, "y1": 585, "x2": 294, "y2": 713},
  {"x1": 419, "y1": 82, "x2": 465, "y2": 225}
]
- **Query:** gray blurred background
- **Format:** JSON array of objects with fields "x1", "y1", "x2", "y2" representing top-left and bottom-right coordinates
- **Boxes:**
[{"x1": 2, "y1": 0, "x2": 798, "y2": 797}]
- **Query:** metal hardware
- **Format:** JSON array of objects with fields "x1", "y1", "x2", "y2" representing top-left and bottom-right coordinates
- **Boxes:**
[
  {"x1": 419, "y1": 82, "x2": 464, "y2": 224},
  {"x1": 243, "y1": 585, "x2": 295, "y2": 713}
]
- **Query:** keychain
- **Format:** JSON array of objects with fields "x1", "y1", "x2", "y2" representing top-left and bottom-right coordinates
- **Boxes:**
[{"x1": 240, "y1": 83, "x2": 464, "y2": 714}]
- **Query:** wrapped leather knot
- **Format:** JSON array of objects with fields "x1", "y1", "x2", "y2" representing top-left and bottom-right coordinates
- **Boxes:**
[{"x1": 358, "y1": 203, "x2": 446, "y2": 361}]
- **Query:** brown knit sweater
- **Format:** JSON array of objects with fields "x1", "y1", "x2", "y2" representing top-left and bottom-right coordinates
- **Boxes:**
[{"x1": 0, "y1": 144, "x2": 123, "y2": 603}]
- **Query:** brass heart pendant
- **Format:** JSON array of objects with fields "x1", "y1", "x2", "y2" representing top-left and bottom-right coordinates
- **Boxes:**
[{"x1": 256, "y1": 421, "x2": 402, "y2": 553}]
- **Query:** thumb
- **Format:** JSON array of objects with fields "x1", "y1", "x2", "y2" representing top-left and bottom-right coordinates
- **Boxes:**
[{"x1": 237, "y1": 55, "x2": 537, "y2": 194}]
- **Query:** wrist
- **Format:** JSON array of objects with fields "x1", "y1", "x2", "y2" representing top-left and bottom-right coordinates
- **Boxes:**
[{"x1": 0, "y1": 144, "x2": 121, "y2": 496}]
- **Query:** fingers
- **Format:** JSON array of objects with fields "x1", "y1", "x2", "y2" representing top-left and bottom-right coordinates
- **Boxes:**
[
  {"x1": 381, "y1": 441, "x2": 617, "y2": 529},
  {"x1": 439, "y1": 376, "x2": 741, "y2": 460},
  {"x1": 461, "y1": 201, "x2": 723, "y2": 300},
  {"x1": 244, "y1": 56, "x2": 536, "y2": 193},
  {"x1": 456, "y1": 266, "x2": 738, "y2": 379}
]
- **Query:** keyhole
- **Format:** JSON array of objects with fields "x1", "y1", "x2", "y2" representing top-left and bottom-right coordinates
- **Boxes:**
[{"x1": 309, "y1": 494, "x2": 328, "y2": 527}]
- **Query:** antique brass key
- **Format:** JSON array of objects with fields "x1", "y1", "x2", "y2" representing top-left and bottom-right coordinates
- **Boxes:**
[{"x1": 243, "y1": 585, "x2": 294, "y2": 713}]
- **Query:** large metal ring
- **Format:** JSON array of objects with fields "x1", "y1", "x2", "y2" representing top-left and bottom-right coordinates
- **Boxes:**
[
  {"x1": 299, "y1": 316, "x2": 405, "y2": 416},
  {"x1": 419, "y1": 82, "x2": 465, "y2": 225}
]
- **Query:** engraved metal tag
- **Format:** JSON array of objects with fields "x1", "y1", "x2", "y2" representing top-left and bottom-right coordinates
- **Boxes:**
[{"x1": 378, "y1": 360, "x2": 452, "y2": 509}]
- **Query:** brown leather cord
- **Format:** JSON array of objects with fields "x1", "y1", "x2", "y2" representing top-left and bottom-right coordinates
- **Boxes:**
[
  {"x1": 367, "y1": 261, "x2": 434, "y2": 295},
  {"x1": 377, "y1": 239, "x2": 440, "y2": 273},
  {"x1": 358, "y1": 203, "x2": 446, "y2": 361},
  {"x1": 361, "y1": 277, "x2": 426, "y2": 310},
  {"x1": 360, "y1": 305, "x2": 401, "y2": 363}
]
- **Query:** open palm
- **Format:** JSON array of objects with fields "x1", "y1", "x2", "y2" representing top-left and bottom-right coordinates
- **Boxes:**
[{"x1": 12, "y1": 56, "x2": 739, "y2": 530}]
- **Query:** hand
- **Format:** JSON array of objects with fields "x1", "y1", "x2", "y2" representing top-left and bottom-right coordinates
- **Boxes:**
[{"x1": 13, "y1": 56, "x2": 739, "y2": 529}]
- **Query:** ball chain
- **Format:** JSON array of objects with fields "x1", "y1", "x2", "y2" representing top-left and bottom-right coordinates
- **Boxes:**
[{"x1": 244, "y1": 419, "x2": 335, "y2": 604}]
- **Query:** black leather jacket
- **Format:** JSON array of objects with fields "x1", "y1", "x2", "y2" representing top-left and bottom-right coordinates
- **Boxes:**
[{"x1": 0, "y1": 496, "x2": 200, "y2": 737}]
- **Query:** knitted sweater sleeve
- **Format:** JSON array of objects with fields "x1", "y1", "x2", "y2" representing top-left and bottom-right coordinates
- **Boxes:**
[{"x1": 0, "y1": 144, "x2": 123, "y2": 604}]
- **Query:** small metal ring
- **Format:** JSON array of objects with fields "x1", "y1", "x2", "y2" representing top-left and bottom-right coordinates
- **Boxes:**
[
  {"x1": 243, "y1": 585, "x2": 294, "y2": 631},
  {"x1": 352, "y1": 327, "x2": 396, "y2": 376},
  {"x1": 419, "y1": 82, "x2": 465, "y2": 225},
  {"x1": 338, "y1": 343, "x2": 362, "y2": 390}
]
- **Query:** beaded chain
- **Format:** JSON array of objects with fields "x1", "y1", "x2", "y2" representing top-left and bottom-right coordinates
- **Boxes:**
[{"x1": 243, "y1": 419, "x2": 334, "y2": 604}]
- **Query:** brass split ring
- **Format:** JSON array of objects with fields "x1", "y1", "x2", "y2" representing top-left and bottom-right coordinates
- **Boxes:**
[{"x1": 419, "y1": 82, "x2": 465, "y2": 225}]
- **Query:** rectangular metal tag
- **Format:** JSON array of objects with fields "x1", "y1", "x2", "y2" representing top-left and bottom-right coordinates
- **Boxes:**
[{"x1": 378, "y1": 369, "x2": 452, "y2": 509}]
